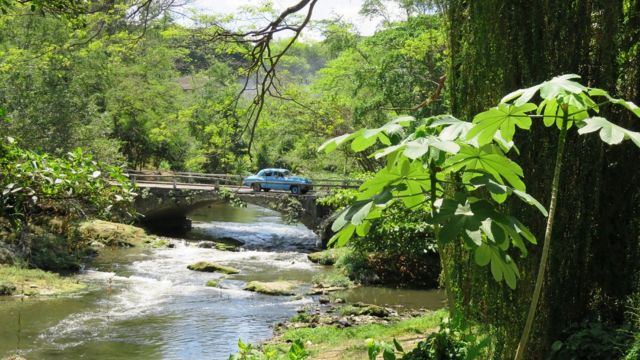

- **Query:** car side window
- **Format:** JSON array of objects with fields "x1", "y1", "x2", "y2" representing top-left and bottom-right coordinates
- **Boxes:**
[
  {"x1": 264, "y1": 171, "x2": 272, "y2": 177},
  {"x1": 276, "y1": 172, "x2": 283, "y2": 177}
]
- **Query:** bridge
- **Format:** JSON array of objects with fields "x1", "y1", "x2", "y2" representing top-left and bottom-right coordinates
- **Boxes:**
[{"x1": 129, "y1": 170, "x2": 359, "y2": 242}]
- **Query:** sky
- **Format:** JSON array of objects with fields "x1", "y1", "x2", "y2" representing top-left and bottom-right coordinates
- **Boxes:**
[{"x1": 181, "y1": 0, "x2": 403, "y2": 38}]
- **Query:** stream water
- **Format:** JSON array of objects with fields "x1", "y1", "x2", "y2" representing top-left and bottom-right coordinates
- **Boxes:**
[{"x1": 0, "y1": 203, "x2": 443, "y2": 359}]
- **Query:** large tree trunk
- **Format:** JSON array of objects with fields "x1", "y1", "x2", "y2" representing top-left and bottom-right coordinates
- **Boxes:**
[{"x1": 446, "y1": 0, "x2": 640, "y2": 358}]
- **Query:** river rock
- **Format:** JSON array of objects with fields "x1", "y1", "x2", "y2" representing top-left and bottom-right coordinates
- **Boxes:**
[
  {"x1": 319, "y1": 296, "x2": 330, "y2": 304},
  {"x1": 342, "y1": 303, "x2": 395, "y2": 318},
  {"x1": 307, "y1": 250, "x2": 338, "y2": 265},
  {"x1": 244, "y1": 281, "x2": 300, "y2": 296},
  {"x1": 215, "y1": 243, "x2": 239, "y2": 252},
  {"x1": 205, "y1": 279, "x2": 219, "y2": 287},
  {"x1": 78, "y1": 220, "x2": 156, "y2": 247},
  {"x1": 215, "y1": 236, "x2": 245, "y2": 246},
  {"x1": 187, "y1": 261, "x2": 240, "y2": 274},
  {"x1": 197, "y1": 241, "x2": 216, "y2": 248}
]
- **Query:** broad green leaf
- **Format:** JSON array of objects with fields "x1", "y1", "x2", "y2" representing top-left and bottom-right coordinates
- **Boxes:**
[
  {"x1": 490, "y1": 252, "x2": 503, "y2": 282},
  {"x1": 474, "y1": 244, "x2": 491, "y2": 266},
  {"x1": 464, "y1": 229, "x2": 483, "y2": 246},
  {"x1": 513, "y1": 189, "x2": 548, "y2": 216},
  {"x1": 444, "y1": 144, "x2": 526, "y2": 191},
  {"x1": 502, "y1": 74, "x2": 584, "y2": 105},
  {"x1": 539, "y1": 74, "x2": 586, "y2": 99},
  {"x1": 403, "y1": 136, "x2": 460, "y2": 159},
  {"x1": 439, "y1": 215, "x2": 466, "y2": 243},
  {"x1": 351, "y1": 132, "x2": 379, "y2": 152},
  {"x1": 503, "y1": 260, "x2": 517, "y2": 289},
  {"x1": 390, "y1": 115, "x2": 415, "y2": 127},
  {"x1": 429, "y1": 115, "x2": 473, "y2": 141},
  {"x1": 577, "y1": 117, "x2": 640, "y2": 147},
  {"x1": 373, "y1": 144, "x2": 404, "y2": 159},
  {"x1": 467, "y1": 103, "x2": 535, "y2": 145},
  {"x1": 588, "y1": 88, "x2": 640, "y2": 118},
  {"x1": 330, "y1": 224, "x2": 356, "y2": 247},
  {"x1": 351, "y1": 201, "x2": 373, "y2": 225},
  {"x1": 356, "y1": 221, "x2": 372, "y2": 236},
  {"x1": 331, "y1": 208, "x2": 349, "y2": 232},
  {"x1": 318, "y1": 130, "x2": 362, "y2": 153}
]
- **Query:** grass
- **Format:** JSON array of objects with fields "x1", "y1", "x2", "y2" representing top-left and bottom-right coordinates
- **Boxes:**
[
  {"x1": 265, "y1": 309, "x2": 447, "y2": 359},
  {"x1": 0, "y1": 265, "x2": 87, "y2": 297},
  {"x1": 312, "y1": 270, "x2": 354, "y2": 288}
]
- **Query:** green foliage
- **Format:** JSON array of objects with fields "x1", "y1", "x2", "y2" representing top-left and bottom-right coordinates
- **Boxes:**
[
  {"x1": 229, "y1": 338, "x2": 308, "y2": 360},
  {"x1": 321, "y1": 113, "x2": 541, "y2": 289},
  {"x1": 549, "y1": 321, "x2": 632, "y2": 360},
  {"x1": 218, "y1": 188, "x2": 247, "y2": 208},
  {"x1": 322, "y1": 74, "x2": 640, "y2": 294},
  {"x1": 401, "y1": 318, "x2": 490, "y2": 360},
  {"x1": 0, "y1": 137, "x2": 136, "y2": 230},
  {"x1": 365, "y1": 318, "x2": 490, "y2": 360},
  {"x1": 312, "y1": 270, "x2": 354, "y2": 288}
]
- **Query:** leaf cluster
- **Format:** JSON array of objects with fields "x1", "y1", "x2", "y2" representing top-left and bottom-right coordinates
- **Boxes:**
[
  {"x1": 319, "y1": 74, "x2": 640, "y2": 290},
  {"x1": 0, "y1": 137, "x2": 137, "y2": 230}
]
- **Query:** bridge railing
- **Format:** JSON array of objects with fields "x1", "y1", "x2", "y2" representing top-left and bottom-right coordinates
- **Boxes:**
[{"x1": 125, "y1": 170, "x2": 362, "y2": 190}]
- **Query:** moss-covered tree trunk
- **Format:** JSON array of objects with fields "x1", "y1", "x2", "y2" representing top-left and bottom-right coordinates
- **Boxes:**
[{"x1": 445, "y1": 0, "x2": 640, "y2": 358}]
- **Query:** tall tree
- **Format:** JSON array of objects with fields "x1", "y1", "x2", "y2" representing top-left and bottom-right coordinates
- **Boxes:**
[{"x1": 446, "y1": 0, "x2": 640, "y2": 358}]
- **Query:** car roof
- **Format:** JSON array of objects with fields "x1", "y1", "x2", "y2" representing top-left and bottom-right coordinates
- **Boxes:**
[{"x1": 260, "y1": 168, "x2": 290, "y2": 172}]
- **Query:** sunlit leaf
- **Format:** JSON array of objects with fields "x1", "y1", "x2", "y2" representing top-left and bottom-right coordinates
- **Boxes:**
[
  {"x1": 467, "y1": 103, "x2": 535, "y2": 146},
  {"x1": 577, "y1": 117, "x2": 640, "y2": 147}
]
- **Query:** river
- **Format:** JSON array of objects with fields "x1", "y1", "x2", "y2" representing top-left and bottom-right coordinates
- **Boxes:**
[{"x1": 0, "y1": 203, "x2": 443, "y2": 359}]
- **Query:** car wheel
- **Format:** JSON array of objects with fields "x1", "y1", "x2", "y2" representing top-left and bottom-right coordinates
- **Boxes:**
[
  {"x1": 290, "y1": 185, "x2": 300, "y2": 195},
  {"x1": 252, "y1": 183, "x2": 261, "y2": 192},
  {"x1": 262, "y1": 188, "x2": 271, "y2": 192},
  {"x1": 301, "y1": 188, "x2": 309, "y2": 194}
]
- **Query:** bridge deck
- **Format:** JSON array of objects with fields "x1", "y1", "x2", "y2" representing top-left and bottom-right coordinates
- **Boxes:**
[{"x1": 129, "y1": 170, "x2": 360, "y2": 197}]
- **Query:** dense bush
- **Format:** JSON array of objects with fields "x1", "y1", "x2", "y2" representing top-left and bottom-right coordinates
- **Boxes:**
[
  {"x1": 319, "y1": 188, "x2": 439, "y2": 287},
  {"x1": 549, "y1": 320, "x2": 632, "y2": 360},
  {"x1": 0, "y1": 137, "x2": 137, "y2": 230},
  {"x1": 366, "y1": 318, "x2": 490, "y2": 360}
]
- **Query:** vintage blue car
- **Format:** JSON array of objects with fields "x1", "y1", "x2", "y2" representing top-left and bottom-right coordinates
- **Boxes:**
[{"x1": 242, "y1": 168, "x2": 313, "y2": 194}]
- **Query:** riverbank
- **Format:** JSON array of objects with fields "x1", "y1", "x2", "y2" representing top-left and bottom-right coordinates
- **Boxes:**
[
  {"x1": 0, "y1": 266, "x2": 86, "y2": 297},
  {"x1": 0, "y1": 219, "x2": 166, "y2": 298},
  {"x1": 265, "y1": 309, "x2": 446, "y2": 359}
]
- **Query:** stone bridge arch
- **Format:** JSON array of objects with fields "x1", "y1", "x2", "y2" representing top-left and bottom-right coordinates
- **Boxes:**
[{"x1": 135, "y1": 186, "x2": 333, "y2": 239}]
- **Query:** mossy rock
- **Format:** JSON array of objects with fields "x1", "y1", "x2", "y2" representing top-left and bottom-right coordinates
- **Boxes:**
[
  {"x1": 307, "y1": 251, "x2": 336, "y2": 265},
  {"x1": 215, "y1": 236, "x2": 245, "y2": 247},
  {"x1": 205, "y1": 280, "x2": 219, "y2": 287},
  {"x1": 151, "y1": 239, "x2": 174, "y2": 248},
  {"x1": 215, "y1": 243, "x2": 239, "y2": 252},
  {"x1": 187, "y1": 261, "x2": 239, "y2": 274},
  {"x1": 340, "y1": 303, "x2": 393, "y2": 318},
  {"x1": 244, "y1": 281, "x2": 300, "y2": 296},
  {"x1": 77, "y1": 220, "x2": 156, "y2": 247}
]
